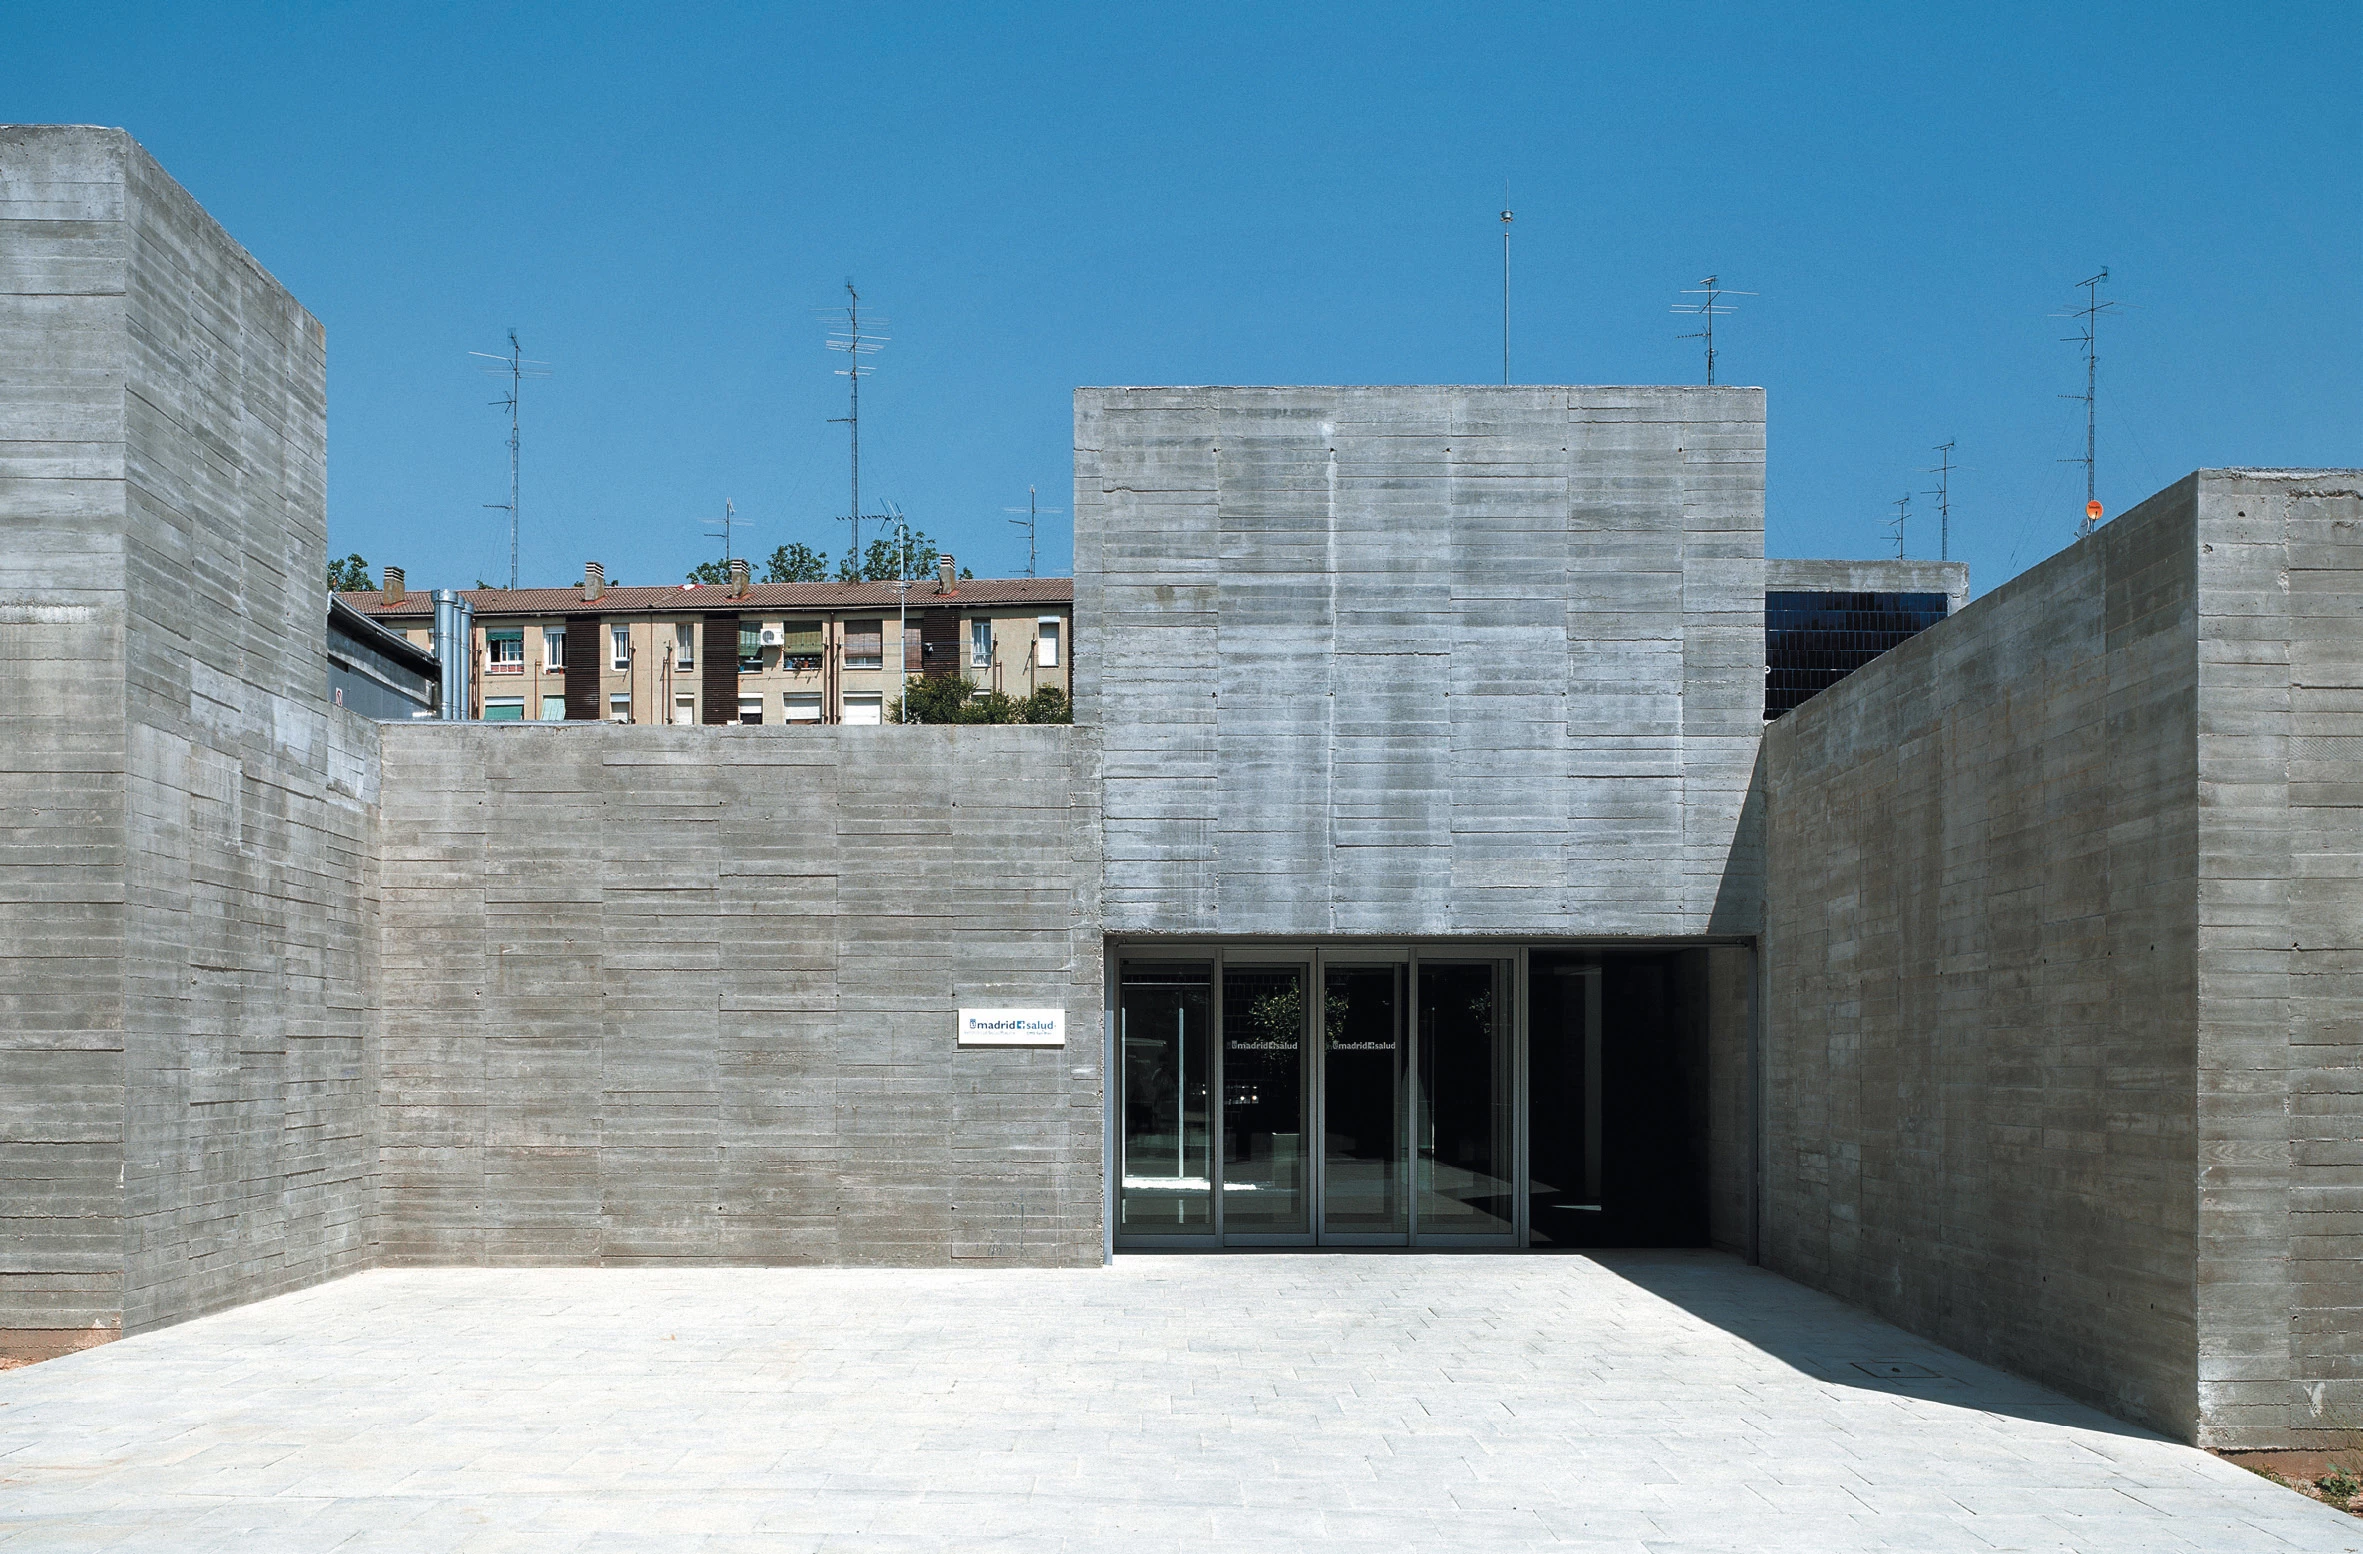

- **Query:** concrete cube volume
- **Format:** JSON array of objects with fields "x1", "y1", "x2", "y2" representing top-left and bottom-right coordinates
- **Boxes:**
[{"x1": 1, "y1": 125, "x2": 2357, "y2": 1451}]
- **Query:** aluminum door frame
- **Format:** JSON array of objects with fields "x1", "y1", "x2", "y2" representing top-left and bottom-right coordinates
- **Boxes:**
[
  {"x1": 1312, "y1": 947, "x2": 1414, "y2": 1248},
  {"x1": 1113, "y1": 939, "x2": 1532, "y2": 1252},
  {"x1": 1403, "y1": 948, "x2": 1521, "y2": 1250},
  {"x1": 1215, "y1": 947, "x2": 1319, "y2": 1247},
  {"x1": 1111, "y1": 944, "x2": 1225, "y2": 1250}
]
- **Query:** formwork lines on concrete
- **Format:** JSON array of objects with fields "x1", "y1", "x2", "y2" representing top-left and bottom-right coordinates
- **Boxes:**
[{"x1": 0, "y1": 1252, "x2": 2352, "y2": 1553}]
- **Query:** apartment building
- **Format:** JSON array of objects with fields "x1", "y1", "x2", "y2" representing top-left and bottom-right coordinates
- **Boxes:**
[{"x1": 338, "y1": 559, "x2": 1071, "y2": 724}]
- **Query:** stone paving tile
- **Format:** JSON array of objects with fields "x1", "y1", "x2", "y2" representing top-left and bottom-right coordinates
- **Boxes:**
[{"x1": 0, "y1": 1252, "x2": 2357, "y2": 1552}]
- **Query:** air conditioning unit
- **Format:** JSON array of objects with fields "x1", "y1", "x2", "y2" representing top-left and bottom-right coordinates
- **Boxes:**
[{"x1": 759, "y1": 626, "x2": 782, "y2": 646}]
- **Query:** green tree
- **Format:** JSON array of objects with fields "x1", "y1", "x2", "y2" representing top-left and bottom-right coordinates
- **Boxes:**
[
  {"x1": 765, "y1": 542, "x2": 829, "y2": 583},
  {"x1": 685, "y1": 558, "x2": 733, "y2": 585},
  {"x1": 891, "y1": 677, "x2": 1072, "y2": 726},
  {"x1": 1017, "y1": 684, "x2": 1072, "y2": 725},
  {"x1": 327, "y1": 553, "x2": 375, "y2": 592},
  {"x1": 844, "y1": 528, "x2": 945, "y2": 583}
]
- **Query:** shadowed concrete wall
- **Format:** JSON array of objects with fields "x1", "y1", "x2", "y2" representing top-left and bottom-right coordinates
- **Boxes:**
[
  {"x1": 374, "y1": 723, "x2": 1104, "y2": 1267},
  {"x1": 1075, "y1": 386, "x2": 1766, "y2": 938},
  {"x1": 0, "y1": 126, "x2": 381, "y2": 1352},
  {"x1": 1764, "y1": 470, "x2": 2363, "y2": 1448}
]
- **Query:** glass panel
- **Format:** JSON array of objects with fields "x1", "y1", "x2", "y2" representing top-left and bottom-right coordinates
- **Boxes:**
[
  {"x1": 1527, "y1": 954, "x2": 1602, "y2": 1247},
  {"x1": 1416, "y1": 961, "x2": 1514, "y2": 1237},
  {"x1": 1121, "y1": 962, "x2": 1214, "y2": 1235},
  {"x1": 1220, "y1": 965, "x2": 1307, "y2": 1235},
  {"x1": 1322, "y1": 964, "x2": 1406, "y2": 1236}
]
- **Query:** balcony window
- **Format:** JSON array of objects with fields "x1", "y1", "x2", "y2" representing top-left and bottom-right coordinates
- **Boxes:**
[
  {"x1": 543, "y1": 627, "x2": 565, "y2": 671},
  {"x1": 844, "y1": 620, "x2": 883, "y2": 670},
  {"x1": 738, "y1": 624, "x2": 763, "y2": 674},
  {"x1": 1036, "y1": 619, "x2": 1061, "y2": 668},
  {"x1": 486, "y1": 629, "x2": 524, "y2": 673},
  {"x1": 780, "y1": 620, "x2": 823, "y2": 673},
  {"x1": 970, "y1": 618, "x2": 993, "y2": 668},
  {"x1": 674, "y1": 625, "x2": 694, "y2": 670},
  {"x1": 611, "y1": 626, "x2": 630, "y2": 670}
]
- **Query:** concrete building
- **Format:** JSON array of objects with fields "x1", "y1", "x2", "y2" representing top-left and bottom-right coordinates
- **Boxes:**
[
  {"x1": 338, "y1": 564, "x2": 1072, "y2": 725},
  {"x1": 2, "y1": 126, "x2": 2357, "y2": 1453}
]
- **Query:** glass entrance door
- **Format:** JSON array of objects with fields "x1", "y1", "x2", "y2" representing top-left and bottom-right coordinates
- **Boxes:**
[
  {"x1": 1321, "y1": 963, "x2": 1407, "y2": 1241},
  {"x1": 1415, "y1": 960, "x2": 1516, "y2": 1242},
  {"x1": 1118, "y1": 962, "x2": 1213, "y2": 1238},
  {"x1": 1221, "y1": 964, "x2": 1310, "y2": 1238},
  {"x1": 1117, "y1": 949, "x2": 1517, "y2": 1249}
]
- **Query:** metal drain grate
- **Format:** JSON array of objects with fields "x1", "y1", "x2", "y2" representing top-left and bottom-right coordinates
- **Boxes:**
[{"x1": 1852, "y1": 1360, "x2": 1943, "y2": 1379}]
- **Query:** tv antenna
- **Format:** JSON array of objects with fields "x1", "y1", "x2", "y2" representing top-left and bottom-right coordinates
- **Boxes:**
[
  {"x1": 1925, "y1": 441, "x2": 1957, "y2": 562},
  {"x1": 1499, "y1": 188, "x2": 1513, "y2": 386},
  {"x1": 1003, "y1": 485, "x2": 1064, "y2": 579},
  {"x1": 470, "y1": 329, "x2": 550, "y2": 590},
  {"x1": 1672, "y1": 276, "x2": 1754, "y2": 385},
  {"x1": 825, "y1": 281, "x2": 893, "y2": 574},
  {"x1": 1888, "y1": 493, "x2": 1911, "y2": 559},
  {"x1": 885, "y1": 498, "x2": 913, "y2": 702},
  {"x1": 702, "y1": 498, "x2": 739, "y2": 567},
  {"x1": 2055, "y1": 268, "x2": 2122, "y2": 538}
]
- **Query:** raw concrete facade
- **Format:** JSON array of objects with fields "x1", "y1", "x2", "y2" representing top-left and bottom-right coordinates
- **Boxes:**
[
  {"x1": 0, "y1": 125, "x2": 379, "y2": 1356},
  {"x1": 374, "y1": 722, "x2": 1102, "y2": 1268},
  {"x1": 1076, "y1": 386, "x2": 1767, "y2": 938},
  {"x1": 1763, "y1": 470, "x2": 2363, "y2": 1449},
  {"x1": 2, "y1": 126, "x2": 2358, "y2": 1453},
  {"x1": 1764, "y1": 556, "x2": 1971, "y2": 611},
  {"x1": 0, "y1": 128, "x2": 1106, "y2": 1360}
]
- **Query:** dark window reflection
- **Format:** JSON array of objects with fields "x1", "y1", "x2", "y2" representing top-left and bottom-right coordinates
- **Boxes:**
[
  {"x1": 1765, "y1": 590, "x2": 1950, "y2": 719},
  {"x1": 1120, "y1": 962, "x2": 1213, "y2": 1234}
]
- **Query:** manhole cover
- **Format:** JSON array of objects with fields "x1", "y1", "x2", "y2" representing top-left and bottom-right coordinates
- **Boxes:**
[{"x1": 1852, "y1": 1360, "x2": 1943, "y2": 1379}]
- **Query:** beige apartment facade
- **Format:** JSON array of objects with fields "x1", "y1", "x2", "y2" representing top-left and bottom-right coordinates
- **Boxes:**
[{"x1": 339, "y1": 564, "x2": 1072, "y2": 724}]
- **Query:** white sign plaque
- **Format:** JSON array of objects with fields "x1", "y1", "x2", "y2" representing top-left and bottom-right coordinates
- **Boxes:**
[{"x1": 957, "y1": 1008, "x2": 1066, "y2": 1047}]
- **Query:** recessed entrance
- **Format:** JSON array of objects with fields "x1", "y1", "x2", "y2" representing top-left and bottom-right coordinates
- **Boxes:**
[{"x1": 1114, "y1": 944, "x2": 1743, "y2": 1251}]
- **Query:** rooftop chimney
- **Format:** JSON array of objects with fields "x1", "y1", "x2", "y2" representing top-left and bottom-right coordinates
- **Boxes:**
[
  {"x1": 727, "y1": 557, "x2": 750, "y2": 599},
  {"x1": 936, "y1": 553, "x2": 956, "y2": 595},
  {"x1": 382, "y1": 565, "x2": 405, "y2": 603},
  {"x1": 582, "y1": 560, "x2": 605, "y2": 602}
]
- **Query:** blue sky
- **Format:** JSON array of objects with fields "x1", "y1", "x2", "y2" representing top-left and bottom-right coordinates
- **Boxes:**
[{"x1": 14, "y1": 2, "x2": 2358, "y2": 593}]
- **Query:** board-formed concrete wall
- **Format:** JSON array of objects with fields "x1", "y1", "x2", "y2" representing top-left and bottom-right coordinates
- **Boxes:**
[
  {"x1": 0, "y1": 125, "x2": 381, "y2": 1351},
  {"x1": 1075, "y1": 386, "x2": 1766, "y2": 938},
  {"x1": 1764, "y1": 481, "x2": 2203, "y2": 1437},
  {"x1": 1763, "y1": 557, "x2": 1970, "y2": 614},
  {"x1": 1764, "y1": 470, "x2": 2363, "y2": 1448},
  {"x1": 374, "y1": 722, "x2": 1104, "y2": 1268},
  {"x1": 2190, "y1": 469, "x2": 2363, "y2": 1449}
]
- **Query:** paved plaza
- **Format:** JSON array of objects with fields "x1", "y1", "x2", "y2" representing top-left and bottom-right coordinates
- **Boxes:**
[{"x1": 0, "y1": 1253, "x2": 2353, "y2": 1552}]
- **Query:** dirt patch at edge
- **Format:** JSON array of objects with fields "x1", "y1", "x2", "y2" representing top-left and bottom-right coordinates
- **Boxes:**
[{"x1": 2218, "y1": 1451, "x2": 2363, "y2": 1517}]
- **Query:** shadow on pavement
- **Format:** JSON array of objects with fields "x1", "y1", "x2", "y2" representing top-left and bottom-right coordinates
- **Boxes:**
[{"x1": 1578, "y1": 1247, "x2": 2164, "y2": 1443}]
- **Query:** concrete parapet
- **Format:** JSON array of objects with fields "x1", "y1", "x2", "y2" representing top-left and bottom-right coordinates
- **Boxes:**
[{"x1": 1765, "y1": 557, "x2": 1970, "y2": 612}]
